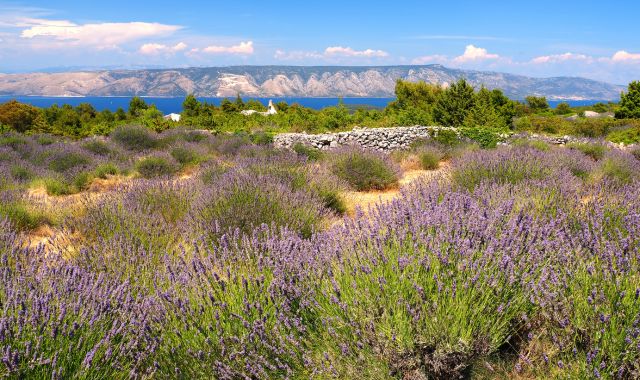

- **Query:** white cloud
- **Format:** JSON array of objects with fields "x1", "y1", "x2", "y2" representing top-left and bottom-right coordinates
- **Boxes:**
[
  {"x1": 274, "y1": 49, "x2": 323, "y2": 60},
  {"x1": 611, "y1": 50, "x2": 640, "y2": 62},
  {"x1": 531, "y1": 52, "x2": 592, "y2": 64},
  {"x1": 198, "y1": 41, "x2": 254, "y2": 54},
  {"x1": 139, "y1": 42, "x2": 187, "y2": 55},
  {"x1": 19, "y1": 18, "x2": 182, "y2": 49},
  {"x1": 324, "y1": 46, "x2": 388, "y2": 58},
  {"x1": 453, "y1": 45, "x2": 499, "y2": 63},
  {"x1": 411, "y1": 55, "x2": 448, "y2": 64}
]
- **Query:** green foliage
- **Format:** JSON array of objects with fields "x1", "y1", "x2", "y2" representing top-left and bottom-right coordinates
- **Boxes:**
[
  {"x1": 82, "y1": 139, "x2": 112, "y2": 155},
  {"x1": 525, "y1": 96, "x2": 549, "y2": 112},
  {"x1": 128, "y1": 96, "x2": 148, "y2": 118},
  {"x1": 331, "y1": 150, "x2": 400, "y2": 191},
  {"x1": 0, "y1": 201, "x2": 51, "y2": 231},
  {"x1": 460, "y1": 127, "x2": 501, "y2": 148},
  {"x1": 170, "y1": 146, "x2": 200, "y2": 166},
  {"x1": 432, "y1": 129, "x2": 460, "y2": 146},
  {"x1": 93, "y1": 163, "x2": 119, "y2": 179},
  {"x1": 135, "y1": 156, "x2": 178, "y2": 178},
  {"x1": 111, "y1": 125, "x2": 158, "y2": 151},
  {"x1": 463, "y1": 87, "x2": 507, "y2": 130},
  {"x1": 182, "y1": 94, "x2": 200, "y2": 117},
  {"x1": 607, "y1": 125, "x2": 640, "y2": 145},
  {"x1": 418, "y1": 147, "x2": 444, "y2": 170},
  {"x1": 48, "y1": 152, "x2": 91, "y2": 173},
  {"x1": 567, "y1": 142, "x2": 607, "y2": 161},
  {"x1": 41, "y1": 178, "x2": 75, "y2": 196},
  {"x1": 598, "y1": 157, "x2": 637, "y2": 185},
  {"x1": 0, "y1": 100, "x2": 41, "y2": 132},
  {"x1": 555, "y1": 102, "x2": 573, "y2": 115},
  {"x1": 250, "y1": 131, "x2": 274, "y2": 145},
  {"x1": 292, "y1": 143, "x2": 323, "y2": 161},
  {"x1": 434, "y1": 79, "x2": 476, "y2": 127},
  {"x1": 10, "y1": 165, "x2": 33, "y2": 181},
  {"x1": 615, "y1": 81, "x2": 640, "y2": 119},
  {"x1": 72, "y1": 171, "x2": 93, "y2": 191}
]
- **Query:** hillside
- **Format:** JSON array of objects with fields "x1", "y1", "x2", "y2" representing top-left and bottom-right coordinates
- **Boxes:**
[{"x1": 0, "y1": 65, "x2": 624, "y2": 100}]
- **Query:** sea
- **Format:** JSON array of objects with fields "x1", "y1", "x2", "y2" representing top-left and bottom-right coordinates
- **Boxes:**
[{"x1": 0, "y1": 96, "x2": 610, "y2": 114}]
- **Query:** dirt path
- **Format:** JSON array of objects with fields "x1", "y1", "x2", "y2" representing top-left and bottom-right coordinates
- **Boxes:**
[{"x1": 342, "y1": 162, "x2": 449, "y2": 216}]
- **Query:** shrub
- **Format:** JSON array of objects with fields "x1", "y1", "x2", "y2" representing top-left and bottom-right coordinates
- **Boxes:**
[
  {"x1": 0, "y1": 201, "x2": 50, "y2": 231},
  {"x1": 451, "y1": 148, "x2": 553, "y2": 191},
  {"x1": 418, "y1": 146, "x2": 444, "y2": 170},
  {"x1": 292, "y1": 143, "x2": 323, "y2": 161},
  {"x1": 567, "y1": 142, "x2": 607, "y2": 161},
  {"x1": 48, "y1": 151, "x2": 91, "y2": 173},
  {"x1": 432, "y1": 128, "x2": 459, "y2": 146},
  {"x1": 597, "y1": 152, "x2": 639, "y2": 185},
  {"x1": 196, "y1": 172, "x2": 326, "y2": 238},
  {"x1": 42, "y1": 178, "x2": 74, "y2": 196},
  {"x1": 73, "y1": 172, "x2": 93, "y2": 191},
  {"x1": 10, "y1": 165, "x2": 33, "y2": 181},
  {"x1": 93, "y1": 163, "x2": 119, "y2": 179},
  {"x1": 460, "y1": 127, "x2": 501, "y2": 148},
  {"x1": 82, "y1": 139, "x2": 112, "y2": 155},
  {"x1": 250, "y1": 131, "x2": 274, "y2": 145},
  {"x1": 511, "y1": 138, "x2": 551, "y2": 152},
  {"x1": 110, "y1": 125, "x2": 157, "y2": 151},
  {"x1": 607, "y1": 126, "x2": 640, "y2": 145},
  {"x1": 331, "y1": 148, "x2": 400, "y2": 191},
  {"x1": 135, "y1": 155, "x2": 178, "y2": 178},
  {"x1": 170, "y1": 146, "x2": 200, "y2": 166},
  {"x1": 36, "y1": 134, "x2": 56, "y2": 145}
]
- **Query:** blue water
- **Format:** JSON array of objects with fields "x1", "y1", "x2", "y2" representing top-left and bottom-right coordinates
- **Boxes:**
[
  {"x1": 0, "y1": 96, "x2": 611, "y2": 114},
  {"x1": 0, "y1": 96, "x2": 395, "y2": 114}
]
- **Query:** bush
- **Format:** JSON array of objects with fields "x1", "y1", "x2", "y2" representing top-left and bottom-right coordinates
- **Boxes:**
[
  {"x1": 292, "y1": 143, "x2": 323, "y2": 161},
  {"x1": 48, "y1": 151, "x2": 91, "y2": 173},
  {"x1": 136, "y1": 156, "x2": 178, "y2": 178},
  {"x1": 418, "y1": 146, "x2": 444, "y2": 170},
  {"x1": 331, "y1": 149, "x2": 400, "y2": 191},
  {"x1": 42, "y1": 178, "x2": 75, "y2": 196},
  {"x1": 10, "y1": 165, "x2": 33, "y2": 181},
  {"x1": 82, "y1": 139, "x2": 112, "y2": 155},
  {"x1": 73, "y1": 172, "x2": 93, "y2": 191},
  {"x1": 567, "y1": 142, "x2": 607, "y2": 161},
  {"x1": 607, "y1": 126, "x2": 640, "y2": 145},
  {"x1": 110, "y1": 125, "x2": 157, "y2": 151},
  {"x1": 93, "y1": 163, "x2": 119, "y2": 179},
  {"x1": 460, "y1": 127, "x2": 501, "y2": 148},
  {"x1": 432, "y1": 129, "x2": 459, "y2": 146},
  {"x1": 0, "y1": 202, "x2": 50, "y2": 231},
  {"x1": 250, "y1": 131, "x2": 274, "y2": 145},
  {"x1": 170, "y1": 146, "x2": 200, "y2": 166},
  {"x1": 197, "y1": 173, "x2": 325, "y2": 238}
]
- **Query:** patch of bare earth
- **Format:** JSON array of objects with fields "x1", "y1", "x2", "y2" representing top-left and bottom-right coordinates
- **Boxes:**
[{"x1": 343, "y1": 162, "x2": 450, "y2": 217}]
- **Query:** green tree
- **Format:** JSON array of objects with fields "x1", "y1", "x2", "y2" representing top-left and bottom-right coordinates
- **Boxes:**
[
  {"x1": 245, "y1": 99, "x2": 266, "y2": 111},
  {"x1": 433, "y1": 79, "x2": 476, "y2": 127},
  {"x1": 615, "y1": 81, "x2": 640, "y2": 119},
  {"x1": 525, "y1": 96, "x2": 549, "y2": 112},
  {"x1": 555, "y1": 102, "x2": 572, "y2": 115},
  {"x1": 182, "y1": 94, "x2": 201, "y2": 117},
  {"x1": 463, "y1": 87, "x2": 506, "y2": 130},
  {"x1": 220, "y1": 98, "x2": 238, "y2": 113},
  {"x1": 54, "y1": 105, "x2": 82, "y2": 136},
  {"x1": 0, "y1": 100, "x2": 40, "y2": 132},
  {"x1": 234, "y1": 94, "x2": 245, "y2": 110},
  {"x1": 76, "y1": 103, "x2": 97, "y2": 123},
  {"x1": 128, "y1": 96, "x2": 148, "y2": 117},
  {"x1": 390, "y1": 79, "x2": 443, "y2": 111},
  {"x1": 115, "y1": 107, "x2": 127, "y2": 121}
]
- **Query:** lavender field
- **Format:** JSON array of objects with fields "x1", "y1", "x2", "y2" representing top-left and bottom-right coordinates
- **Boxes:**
[{"x1": 1, "y1": 127, "x2": 640, "y2": 379}]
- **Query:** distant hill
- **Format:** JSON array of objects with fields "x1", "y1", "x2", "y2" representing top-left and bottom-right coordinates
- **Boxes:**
[{"x1": 0, "y1": 65, "x2": 625, "y2": 100}]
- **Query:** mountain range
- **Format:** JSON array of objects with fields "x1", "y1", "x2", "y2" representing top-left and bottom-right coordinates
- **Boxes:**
[{"x1": 0, "y1": 65, "x2": 625, "y2": 101}]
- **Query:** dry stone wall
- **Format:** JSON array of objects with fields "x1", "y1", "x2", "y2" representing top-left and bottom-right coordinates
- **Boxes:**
[{"x1": 273, "y1": 126, "x2": 459, "y2": 151}]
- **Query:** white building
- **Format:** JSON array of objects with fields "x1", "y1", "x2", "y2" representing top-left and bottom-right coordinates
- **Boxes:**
[
  {"x1": 241, "y1": 100, "x2": 277, "y2": 116},
  {"x1": 163, "y1": 113, "x2": 181, "y2": 122}
]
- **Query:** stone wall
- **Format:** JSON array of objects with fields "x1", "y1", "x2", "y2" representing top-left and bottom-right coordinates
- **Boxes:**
[{"x1": 273, "y1": 126, "x2": 459, "y2": 151}]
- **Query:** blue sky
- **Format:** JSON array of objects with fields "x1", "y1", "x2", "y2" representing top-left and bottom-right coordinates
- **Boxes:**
[{"x1": 0, "y1": 0, "x2": 639, "y2": 84}]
